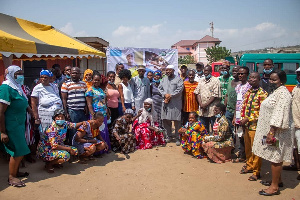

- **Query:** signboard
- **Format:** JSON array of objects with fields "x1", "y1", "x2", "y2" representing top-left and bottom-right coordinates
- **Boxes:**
[{"x1": 106, "y1": 47, "x2": 178, "y2": 75}]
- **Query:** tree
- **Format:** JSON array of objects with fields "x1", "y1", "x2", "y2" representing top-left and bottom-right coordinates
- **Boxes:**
[
  {"x1": 205, "y1": 45, "x2": 231, "y2": 64},
  {"x1": 178, "y1": 55, "x2": 196, "y2": 65}
]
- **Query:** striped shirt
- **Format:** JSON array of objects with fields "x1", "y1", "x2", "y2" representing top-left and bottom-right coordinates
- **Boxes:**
[{"x1": 61, "y1": 80, "x2": 87, "y2": 110}]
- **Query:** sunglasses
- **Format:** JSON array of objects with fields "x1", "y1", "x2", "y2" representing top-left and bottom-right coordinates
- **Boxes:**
[{"x1": 237, "y1": 73, "x2": 247, "y2": 75}]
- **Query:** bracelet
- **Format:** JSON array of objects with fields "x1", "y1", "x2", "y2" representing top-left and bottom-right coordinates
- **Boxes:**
[{"x1": 269, "y1": 131, "x2": 274, "y2": 135}]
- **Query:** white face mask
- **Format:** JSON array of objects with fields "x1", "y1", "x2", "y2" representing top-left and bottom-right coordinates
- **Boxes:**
[{"x1": 99, "y1": 123, "x2": 105, "y2": 131}]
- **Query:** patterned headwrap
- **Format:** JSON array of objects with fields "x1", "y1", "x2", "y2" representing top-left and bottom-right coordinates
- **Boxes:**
[
  {"x1": 83, "y1": 69, "x2": 93, "y2": 81},
  {"x1": 154, "y1": 70, "x2": 162, "y2": 77},
  {"x1": 40, "y1": 69, "x2": 53, "y2": 77}
]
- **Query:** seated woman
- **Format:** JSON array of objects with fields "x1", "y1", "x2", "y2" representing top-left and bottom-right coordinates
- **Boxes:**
[
  {"x1": 37, "y1": 109, "x2": 85, "y2": 173},
  {"x1": 202, "y1": 103, "x2": 234, "y2": 164},
  {"x1": 110, "y1": 109, "x2": 138, "y2": 154},
  {"x1": 179, "y1": 112, "x2": 208, "y2": 159},
  {"x1": 72, "y1": 112, "x2": 108, "y2": 163},
  {"x1": 133, "y1": 98, "x2": 165, "y2": 150}
]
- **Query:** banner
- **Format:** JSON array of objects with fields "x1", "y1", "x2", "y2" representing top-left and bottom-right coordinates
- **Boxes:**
[{"x1": 106, "y1": 47, "x2": 178, "y2": 75}]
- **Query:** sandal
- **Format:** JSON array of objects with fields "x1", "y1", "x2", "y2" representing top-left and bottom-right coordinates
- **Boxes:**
[
  {"x1": 240, "y1": 168, "x2": 253, "y2": 174},
  {"x1": 248, "y1": 174, "x2": 260, "y2": 181},
  {"x1": 8, "y1": 177, "x2": 26, "y2": 187},
  {"x1": 16, "y1": 171, "x2": 30, "y2": 177},
  {"x1": 44, "y1": 163, "x2": 55, "y2": 173},
  {"x1": 260, "y1": 180, "x2": 283, "y2": 187},
  {"x1": 258, "y1": 189, "x2": 280, "y2": 196}
]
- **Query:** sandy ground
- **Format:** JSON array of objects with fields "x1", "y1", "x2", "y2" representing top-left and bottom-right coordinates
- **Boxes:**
[{"x1": 0, "y1": 143, "x2": 299, "y2": 200}]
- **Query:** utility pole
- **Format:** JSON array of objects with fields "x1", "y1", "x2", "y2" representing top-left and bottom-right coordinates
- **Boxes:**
[{"x1": 209, "y1": 22, "x2": 214, "y2": 37}]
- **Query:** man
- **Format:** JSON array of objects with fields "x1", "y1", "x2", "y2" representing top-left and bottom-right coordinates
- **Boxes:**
[
  {"x1": 240, "y1": 72, "x2": 268, "y2": 181},
  {"x1": 283, "y1": 67, "x2": 300, "y2": 179},
  {"x1": 130, "y1": 65, "x2": 151, "y2": 111},
  {"x1": 180, "y1": 65, "x2": 189, "y2": 81},
  {"x1": 225, "y1": 66, "x2": 241, "y2": 137},
  {"x1": 219, "y1": 61, "x2": 234, "y2": 104},
  {"x1": 158, "y1": 65, "x2": 184, "y2": 145},
  {"x1": 182, "y1": 70, "x2": 199, "y2": 125},
  {"x1": 194, "y1": 65, "x2": 221, "y2": 132},
  {"x1": 114, "y1": 63, "x2": 125, "y2": 86},
  {"x1": 233, "y1": 66, "x2": 251, "y2": 162},
  {"x1": 147, "y1": 71, "x2": 154, "y2": 84},
  {"x1": 52, "y1": 64, "x2": 65, "y2": 84},
  {"x1": 58, "y1": 65, "x2": 72, "y2": 97},
  {"x1": 61, "y1": 67, "x2": 87, "y2": 144},
  {"x1": 260, "y1": 59, "x2": 274, "y2": 94},
  {"x1": 194, "y1": 62, "x2": 205, "y2": 82},
  {"x1": 123, "y1": 53, "x2": 137, "y2": 69}
]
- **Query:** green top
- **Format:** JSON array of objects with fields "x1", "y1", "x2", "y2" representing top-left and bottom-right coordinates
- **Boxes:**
[
  {"x1": 0, "y1": 84, "x2": 30, "y2": 157},
  {"x1": 219, "y1": 75, "x2": 234, "y2": 104},
  {"x1": 226, "y1": 79, "x2": 237, "y2": 113}
]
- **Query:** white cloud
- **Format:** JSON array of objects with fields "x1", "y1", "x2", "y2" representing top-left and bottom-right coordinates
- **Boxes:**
[
  {"x1": 109, "y1": 22, "x2": 300, "y2": 52},
  {"x1": 59, "y1": 22, "x2": 89, "y2": 37}
]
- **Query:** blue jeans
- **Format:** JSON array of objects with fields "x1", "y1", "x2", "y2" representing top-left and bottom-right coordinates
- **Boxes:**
[
  {"x1": 68, "y1": 109, "x2": 87, "y2": 145},
  {"x1": 200, "y1": 116, "x2": 216, "y2": 134}
]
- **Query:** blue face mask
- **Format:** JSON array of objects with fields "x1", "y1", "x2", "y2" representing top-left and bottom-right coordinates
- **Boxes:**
[
  {"x1": 197, "y1": 71, "x2": 203, "y2": 75},
  {"x1": 205, "y1": 74, "x2": 212, "y2": 79},
  {"x1": 215, "y1": 114, "x2": 221, "y2": 118},
  {"x1": 107, "y1": 117, "x2": 111, "y2": 124},
  {"x1": 66, "y1": 75, "x2": 71, "y2": 79},
  {"x1": 15, "y1": 75, "x2": 24, "y2": 85},
  {"x1": 297, "y1": 80, "x2": 300, "y2": 86},
  {"x1": 147, "y1": 108, "x2": 152, "y2": 112},
  {"x1": 220, "y1": 71, "x2": 228, "y2": 76},
  {"x1": 263, "y1": 68, "x2": 273, "y2": 74},
  {"x1": 108, "y1": 81, "x2": 114, "y2": 84},
  {"x1": 153, "y1": 79, "x2": 160, "y2": 83},
  {"x1": 56, "y1": 120, "x2": 65, "y2": 126}
]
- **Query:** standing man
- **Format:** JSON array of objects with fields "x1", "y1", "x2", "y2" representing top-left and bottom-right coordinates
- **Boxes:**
[
  {"x1": 52, "y1": 64, "x2": 65, "y2": 84},
  {"x1": 194, "y1": 62, "x2": 205, "y2": 82},
  {"x1": 225, "y1": 66, "x2": 241, "y2": 137},
  {"x1": 58, "y1": 65, "x2": 72, "y2": 95},
  {"x1": 182, "y1": 70, "x2": 199, "y2": 125},
  {"x1": 130, "y1": 65, "x2": 151, "y2": 111},
  {"x1": 260, "y1": 59, "x2": 274, "y2": 94},
  {"x1": 219, "y1": 61, "x2": 234, "y2": 104},
  {"x1": 114, "y1": 63, "x2": 125, "y2": 87},
  {"x1": 240, "y1": 72, "x2": 268, "y2": 181},
  {"x1": 180, "y1": 65, "x2": 189, "y2": 81},
  {"x1": 158, "y1": 65, "x2": 184, "y2": 145},
  {"x1": 61, "y1": 67, "x2": 87, "y2": 144},
  {"x1": 194, "y1": 65, "x2": 221, "y2": 133},
  {"x1": 233, "y1": 66, "x2": 251, "y2": 163}
]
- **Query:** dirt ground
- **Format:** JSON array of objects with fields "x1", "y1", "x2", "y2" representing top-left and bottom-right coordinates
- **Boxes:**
[{"x1": 0, "y1": 143, "x2": 299, "y2": 200}]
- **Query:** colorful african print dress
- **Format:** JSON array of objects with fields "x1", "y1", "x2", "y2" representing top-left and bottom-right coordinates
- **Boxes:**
[
  {"x1": 202, "y1": 115, "x2": 234, "y2": 163},
  {"x1": 72, "y1": 121, "x2": 103, "y2": 155},
  {"x1": 110, "y1": 117, "x2": 136, "y2": 154},
  {"x1": 37, "y1": 121, "x2": 78, "y2": 161},
  {"x1": 181, "y1": 121, "x2": 208, "y2": 158},
  {"x1": 133, "y1": 119, "x2": 165, "y2": 150}
]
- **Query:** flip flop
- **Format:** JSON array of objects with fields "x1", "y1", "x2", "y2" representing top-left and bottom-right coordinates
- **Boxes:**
[
  {"x1": 8, "y1": 178, "x2": 26, "y2": 187},
  {"x1": 260, "y1": 180, "x2": 283, "y2": 187},
  {"x1": 258, "y1": 189, "x2": 280, "y2": 196},
  {"x1": 240, "y1": 168, "x2": 253, "y2": 174},
  {"x1": 248, "y1": 174, "x2": 260, "y2": 181}
]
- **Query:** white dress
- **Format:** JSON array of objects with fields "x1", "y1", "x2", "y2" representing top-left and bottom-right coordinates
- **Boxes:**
[{"x1": 252, "y1": 86, "x2": 294, "y2": 163}]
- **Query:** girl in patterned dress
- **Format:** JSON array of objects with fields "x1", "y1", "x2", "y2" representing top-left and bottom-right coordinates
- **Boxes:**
[
  {"x1": 179, "y1": 112, "x2": 208, "y2": 159},
  {"x1": 37, "y1": 109, "x2": 86, "y2": 173}
]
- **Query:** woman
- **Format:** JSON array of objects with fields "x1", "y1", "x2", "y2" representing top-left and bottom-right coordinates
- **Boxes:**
[
  {"x1": 133, "y1": 98, "x2": 165, "y2": 150},
  {"x1": 106, "y1": 71, "x2": 120, "y2": 125},
  {"x1": 85, "y1": 72, "x2": 111, "y2": 152},
  {"x1": 73, "y1": 112, "x2": 108, "y2": 163},
  {"x1": 150, "y1": 70, "x2": 163, "y2": 126},
  {"x1": 179, "y1": 112, "x2": 208, "y2": 159},
  {"x1": 37, "y1": 109, "x2": 85, "y2": 173},
  {"x1": 202, "y1": 103, "x2": 234, "y2": 164},
  {"x1": 110, "y1": 109, "x2": 138, "y2": 154},
  {"x1": 0, "y1": 65, "x2": 31, "y2": 187},
  {"x1": 83, "y1": 69, "x2": 93, "y2": 89},
  {"x1": 31, "y1": 69, "x2": 62, "y2": 134},
  {"x1": 252, "y1": 71, "x2": 293, "y2": 196},
  {"x1": 118, "y1": 69, "x2": 135, "y2": 115}
]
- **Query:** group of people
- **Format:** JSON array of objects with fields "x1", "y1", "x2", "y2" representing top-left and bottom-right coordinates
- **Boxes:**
[{"x1": 0, "y1": 59, "x2": 299, "y2": 196}]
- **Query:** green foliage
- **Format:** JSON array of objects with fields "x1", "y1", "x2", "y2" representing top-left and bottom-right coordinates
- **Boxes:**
[
  {"x1": 178, "y1": 55, "x2": 196, "y2": 64},
  {"x1": 205, "y1": 45, "x2": 231, "y2": 64}
]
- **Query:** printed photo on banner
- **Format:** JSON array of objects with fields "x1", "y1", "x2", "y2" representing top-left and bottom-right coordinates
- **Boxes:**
[{"x1": 106, "y1": 47, "x2": 178, "y2": 76}]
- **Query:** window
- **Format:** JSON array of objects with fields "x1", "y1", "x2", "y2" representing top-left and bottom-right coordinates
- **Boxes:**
[
  {"x1": 257, "y1": 63, "x2": 280, "y2": 74},
  {"x1": 214, "y1": 65, "x2": 222, "y2": 72},
  {"x1": 282, "y1": 63, "x2": 298, "y2": 74},
  {"x1": 246, "y1": 62, "x2": 255, "y2": 73}
]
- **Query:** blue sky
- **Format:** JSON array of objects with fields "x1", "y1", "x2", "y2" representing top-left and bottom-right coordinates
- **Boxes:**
[{"x1": 1, "y1": 0, "x2": 300, "y2": 52}]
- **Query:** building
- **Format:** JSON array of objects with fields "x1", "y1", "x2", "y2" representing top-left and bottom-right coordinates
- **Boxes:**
[{"x1": 171, "y1": 35, "x2": 221, "y2": 65}]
